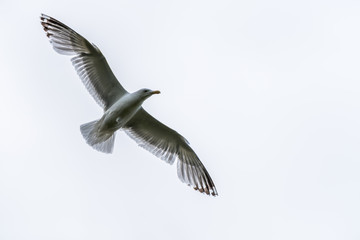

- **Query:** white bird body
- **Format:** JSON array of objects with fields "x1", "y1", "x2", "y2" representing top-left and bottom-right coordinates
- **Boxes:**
[
  {"x1": 40, "y1": 14, "x2": 218, "y2": 196},
  {"x1": 101, "y1": 90, "x2": 155, "y2": 131},
  {"x1": 80, "y1": 89, "x2": 160, "y2": 153}
]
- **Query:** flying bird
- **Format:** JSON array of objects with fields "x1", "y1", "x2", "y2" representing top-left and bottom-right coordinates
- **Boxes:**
[{"x1": 40, "y1": 14, "x2": 217, "y2": 196}]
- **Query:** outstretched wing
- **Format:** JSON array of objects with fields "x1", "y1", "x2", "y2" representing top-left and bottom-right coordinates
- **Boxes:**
[
  {"x1": 40, "y1": 14, "x2": 127, "y2": 110},
  {"x1": 124, "y1": 108, "x2": 218, "y2": 196}
]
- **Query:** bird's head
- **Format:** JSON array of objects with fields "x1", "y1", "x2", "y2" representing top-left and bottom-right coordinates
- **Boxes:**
[{"x1": 135, "y1": 88, "x2": 161, "y2": 100}]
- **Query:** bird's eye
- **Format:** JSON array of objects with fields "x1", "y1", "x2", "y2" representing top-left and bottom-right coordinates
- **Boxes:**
[{"x1": 144, "y1": 90, "x2": 148, "y2": 92}]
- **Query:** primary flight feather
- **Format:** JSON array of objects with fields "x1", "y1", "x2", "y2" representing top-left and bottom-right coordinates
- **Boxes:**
[{"x1": 40, "y1": 14, "x2": 217, "y2": 196}]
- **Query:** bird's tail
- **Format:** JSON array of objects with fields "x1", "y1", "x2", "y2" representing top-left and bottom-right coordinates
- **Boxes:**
[{"x1": 80, "y1": 120, "x2": 116, "y2": 154}]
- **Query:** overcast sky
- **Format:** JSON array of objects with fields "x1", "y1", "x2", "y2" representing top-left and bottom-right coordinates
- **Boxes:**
[{"x1": 1, "y1": 0, "x2": 360, "y2": 239}]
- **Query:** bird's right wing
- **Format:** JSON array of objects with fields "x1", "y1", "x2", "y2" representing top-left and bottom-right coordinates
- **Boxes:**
[
  {"x1": 124, "y1": 108, "x2": 218, "y2": 196},
  {"x1": 40, "y1": 14, "x2": 127, "y2": 110}
]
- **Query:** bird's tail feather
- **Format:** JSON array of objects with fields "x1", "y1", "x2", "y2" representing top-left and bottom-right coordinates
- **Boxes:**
[{"x1": 80, "y1": 120, "x2": 116, "y2": 154}]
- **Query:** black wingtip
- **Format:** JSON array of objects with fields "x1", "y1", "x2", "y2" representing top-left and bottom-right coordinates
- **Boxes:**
[
  {"x1": 40, "y1": 13, "x2": 48, "y2": 21},
  {"x1": 194, "y1": 185, "x2": 218, "y2": 197}
]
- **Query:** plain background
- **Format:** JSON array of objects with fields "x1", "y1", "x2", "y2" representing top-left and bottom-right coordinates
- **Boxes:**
[{"x1": 1, "y1": 0, "x2": 360, "y2": 239}]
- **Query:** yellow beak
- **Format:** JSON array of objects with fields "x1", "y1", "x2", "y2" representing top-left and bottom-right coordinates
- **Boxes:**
[{"x1": 151, "y1": 90, "x2": 161, "y2": 95}]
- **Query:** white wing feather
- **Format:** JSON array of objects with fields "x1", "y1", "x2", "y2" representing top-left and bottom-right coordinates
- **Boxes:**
[
  {"x1": 125, "y1": 108, "x2": 218, "y2": 196},
  {"x1": 40, "y1": 14, "x2": 127, "y2": 109}
]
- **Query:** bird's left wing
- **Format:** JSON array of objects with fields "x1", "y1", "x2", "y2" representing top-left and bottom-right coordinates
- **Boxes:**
[
  {"x1": 40, "y1": 14, "x2": 127, "y2": 110},
  {"x1": 124, "y1": 108, "x2": 218, "y2": 196}
]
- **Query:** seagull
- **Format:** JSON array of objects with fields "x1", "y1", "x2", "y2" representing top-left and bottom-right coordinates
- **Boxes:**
[{"x1": 40, "y1": 14, "x2": 217, "y2": 196}]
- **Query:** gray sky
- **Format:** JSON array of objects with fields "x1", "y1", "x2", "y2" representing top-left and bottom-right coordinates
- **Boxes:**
[{"x1": 1, "y1": 0, "x2": 360, "y2": 239}]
